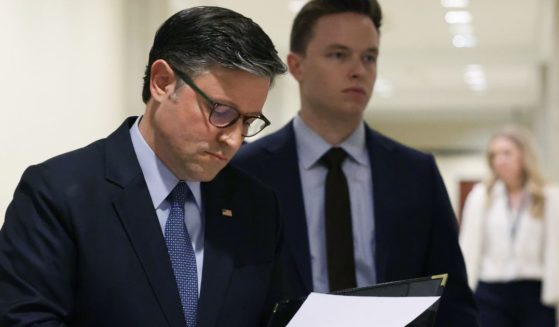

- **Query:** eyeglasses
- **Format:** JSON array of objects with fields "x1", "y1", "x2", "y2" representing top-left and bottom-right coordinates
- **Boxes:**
[{"x1": 172, "y1": 68, "x2": 271, "y2": 137}]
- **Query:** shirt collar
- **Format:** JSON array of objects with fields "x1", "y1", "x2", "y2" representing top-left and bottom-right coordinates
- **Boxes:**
[
  {"x1": 493, "y1": 179, "x2": 528, "y2": 197},
  {"x1": 129, "y1": 116, "x2": 202, "y2": 209},
  {"x1": 293, "y1": 114, "x2": 368, "y2": 170}
]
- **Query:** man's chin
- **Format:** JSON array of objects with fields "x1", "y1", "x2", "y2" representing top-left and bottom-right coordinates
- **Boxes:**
[
  {"x1": 192, "y1": 166, "x2": 226, "y2": 182},
  {"x1": 175, "y1": 164, "x2": 224, "y2": 182}
]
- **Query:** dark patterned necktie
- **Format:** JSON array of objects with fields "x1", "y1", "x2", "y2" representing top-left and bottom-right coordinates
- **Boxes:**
[
  {"x1": 321, "y1": 147, "x2": 356, "y2": 292},
  {"x1": 165, "y1": 182, "x2": 198, "y2": 327}
]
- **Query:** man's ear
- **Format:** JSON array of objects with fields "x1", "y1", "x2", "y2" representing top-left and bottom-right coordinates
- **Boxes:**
[
  {"x1": 149, "y1": 59, "x2": 177, "y2": 102},
  {"x1": 287, "y1": 52, "x2": 304, "y2": 82}
]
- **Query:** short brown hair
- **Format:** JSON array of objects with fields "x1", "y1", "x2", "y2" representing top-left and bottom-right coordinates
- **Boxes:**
[{"x1": 290, "y1": 0, "x2": 383, "y2": 54}]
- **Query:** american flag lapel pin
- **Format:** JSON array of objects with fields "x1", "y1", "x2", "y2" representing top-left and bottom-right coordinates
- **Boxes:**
[{"x1": 221, "y1": 209, "x2": 233, "y2": 217}]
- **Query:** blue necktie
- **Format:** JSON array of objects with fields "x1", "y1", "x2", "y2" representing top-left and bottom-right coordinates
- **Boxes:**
[{"x1": 165, "y1": 182, "x2": 198, "y2": 327}]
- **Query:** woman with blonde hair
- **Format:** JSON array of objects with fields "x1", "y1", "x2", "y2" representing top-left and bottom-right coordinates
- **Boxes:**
[{"x1": 460, "y1": 125, "x2": 559, "y2": 326}]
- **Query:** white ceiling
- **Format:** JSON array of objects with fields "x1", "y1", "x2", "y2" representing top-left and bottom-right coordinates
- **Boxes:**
[
  {"x1": 372, "y1": 0, "x2": 549, "y2": 121},
  {"x1": 176, "y1": 0, "x2": 552, "y2": 123}
]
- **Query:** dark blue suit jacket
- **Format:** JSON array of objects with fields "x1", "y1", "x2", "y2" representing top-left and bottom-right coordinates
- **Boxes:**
[
  {"x1": 232, "y1": 121, "x2": 479, "y2": 326},
  {"x1": 0, "y1": 117, "x2": 282, "y2": 327}
]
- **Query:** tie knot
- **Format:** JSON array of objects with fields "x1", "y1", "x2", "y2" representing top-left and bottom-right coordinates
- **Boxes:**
[
  {"x1": 169, "y1": 181, "x2": 190, "y2": 206},
  {"x1": 321, "y1": 147, "x2": 347, "y2": 169}
]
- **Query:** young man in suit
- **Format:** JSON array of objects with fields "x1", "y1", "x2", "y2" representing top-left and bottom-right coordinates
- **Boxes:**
[
  {"x1": 0, "y1": 7, "x2": 286, "y2": 327},
  {"x1": 232, "y1": 0, "x2": 479, "y2": 325}
]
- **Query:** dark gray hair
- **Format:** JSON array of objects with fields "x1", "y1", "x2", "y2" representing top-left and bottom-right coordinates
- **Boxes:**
[{"x1": 142, "y1": 6, "x2": 287, "y2": 103}]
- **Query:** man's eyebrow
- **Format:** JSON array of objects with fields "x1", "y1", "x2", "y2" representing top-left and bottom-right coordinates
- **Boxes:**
[
  {"x1": 325, "y1": 44, "x2": 379, "y2": 54},
  {"x1": 209, "y1": 96, "x2": 263, "y2": 116},
  {"x1": 325, "y1": 44, "x2": 350, "y2": 51}
]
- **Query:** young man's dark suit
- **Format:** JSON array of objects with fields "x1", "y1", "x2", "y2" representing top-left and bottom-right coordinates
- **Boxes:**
[
  {"x1": 232, "y1": 120, "x2": 479, "y2": 326},
  {"x1": 0, "y1": 117, "x2": 281, "y2": 327}
]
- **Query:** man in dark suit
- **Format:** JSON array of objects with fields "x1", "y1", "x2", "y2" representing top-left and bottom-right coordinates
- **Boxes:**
[
  {"x1": 0, "y1": 7, "x2": 286, "y2": 327},
  {"x1": 232, "y1": 0, "x2": 479, "y2": 326}
]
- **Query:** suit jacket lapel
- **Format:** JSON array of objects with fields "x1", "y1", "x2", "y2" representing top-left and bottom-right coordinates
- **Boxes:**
[
  {"x1": 366, "y1": 126, "x2": 397, "y2": 283},
  {"x1": 265, "y1": 123, "x2": 313, "y2": 292},
  {"x1": 197, "y1": 171, "x2": 236, "y2": 327},
  {"x1": 106, "y1": 118, "x2": 185, "y2": 327}
]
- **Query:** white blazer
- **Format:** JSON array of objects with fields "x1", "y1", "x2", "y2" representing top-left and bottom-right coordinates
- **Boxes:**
[{"x1": 459, "y1": 181, "x2": 559, "y2": 317}]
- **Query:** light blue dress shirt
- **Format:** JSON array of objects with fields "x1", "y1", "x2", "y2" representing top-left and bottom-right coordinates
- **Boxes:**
[
  {"x1": 293, "y1": 115, "x2": 376, "y2": 293},
  {"x1": 130, "y1": 116, "x2": 204, "y2": 295}
]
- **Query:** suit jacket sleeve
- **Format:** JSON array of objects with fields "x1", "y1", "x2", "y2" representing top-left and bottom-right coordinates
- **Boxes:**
[
  {"x1": 0, "y1": 165, "x2": 73, "y2": 326},
  {"x1": 426, "y1": 156, "x2": 479, "y2": 327}
]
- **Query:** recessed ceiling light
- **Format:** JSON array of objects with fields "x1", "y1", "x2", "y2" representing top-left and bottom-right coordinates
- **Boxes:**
[
  {"x1": 452, "y1": 34, "x2": 477, "y2": 48},
  {"x1": 464, "y1": 65, "x2": 487, "y2": 91},
  {"x1": 445, "y1": 11, "x2": 472, "y2": 24}
]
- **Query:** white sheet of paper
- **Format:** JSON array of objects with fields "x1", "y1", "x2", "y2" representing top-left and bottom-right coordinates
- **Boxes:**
[{"x1": 287, "y1": 292, "x2": 439, "y2": 327}]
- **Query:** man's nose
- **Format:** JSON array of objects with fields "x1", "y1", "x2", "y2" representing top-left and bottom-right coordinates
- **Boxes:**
[
  {"x1": 349, "y1": 58, "x2": 368, "y2": 79},
  {"x1": 217, "y1": 120, "x2": 244, "y2": 145}
]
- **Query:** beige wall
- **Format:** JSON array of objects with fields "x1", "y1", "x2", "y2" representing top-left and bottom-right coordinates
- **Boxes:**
[
  {"x1": 0, "y1": 0, "x2": 169, "y2": 225},
  {"x1": 0, "y1": 0, "x2": 126, "y2": 223},
  {"x1": 537, "y1": 0, "x2": 559, "y2": 183}
]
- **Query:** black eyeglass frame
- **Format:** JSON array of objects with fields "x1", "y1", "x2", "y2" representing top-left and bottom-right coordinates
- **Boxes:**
[{"x1": 171, "y1": 68, "x2": 271, "y2": 137}]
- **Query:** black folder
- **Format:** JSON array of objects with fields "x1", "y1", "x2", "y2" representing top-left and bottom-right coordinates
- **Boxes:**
[{"x1": 266, "y1": 274, "x2": 448, "y2": 327}]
